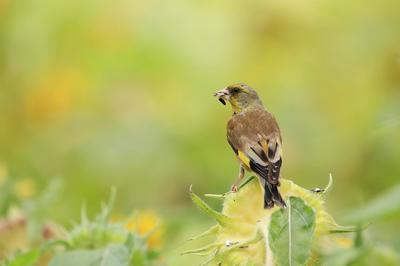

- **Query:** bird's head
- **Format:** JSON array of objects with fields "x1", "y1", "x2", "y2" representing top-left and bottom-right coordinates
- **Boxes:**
[{"x1": 214, "y1": 83, "x2": 262, "y2": 113}]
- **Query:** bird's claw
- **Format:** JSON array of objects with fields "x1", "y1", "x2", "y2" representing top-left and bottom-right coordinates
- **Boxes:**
[{"x1": 230, "y1": 184, "x2": 238, "y2": 192}]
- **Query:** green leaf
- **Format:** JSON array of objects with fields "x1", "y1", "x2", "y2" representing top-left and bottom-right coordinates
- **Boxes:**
[
  {"x1": 6, "y1": 249, "x2": 41, "y2": 266},
  {"x1": 189, "y1": 186, "x2": 232, "y2": 226},
  {"x1": 323, "y1": 245, "x2": 399, "y2": 266},
  {"x1": 187, "y1": 224, "x2": 219, "y2": 241},
  {"x1": 49, "y1": 244, "x2": 130, "y2": 266},
  {"x1": 345, "y1": 184, "x2": 400, "y2": 223},
  {"x1": 269, "y1": 196, "x2": 316, "y2": 266}
]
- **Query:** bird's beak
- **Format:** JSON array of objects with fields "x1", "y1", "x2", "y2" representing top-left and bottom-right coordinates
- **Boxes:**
[{"x1": 213, "y1": 88, "x2": 230, "y2": 105}]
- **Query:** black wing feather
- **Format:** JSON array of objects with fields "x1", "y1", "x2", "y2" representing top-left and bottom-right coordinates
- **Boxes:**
[{"x1": 249, "y1": 158, "x2": 282, "y2": 185}]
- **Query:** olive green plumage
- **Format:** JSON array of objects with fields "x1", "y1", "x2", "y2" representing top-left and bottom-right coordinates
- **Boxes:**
[{"x1": 214, "y1": 83, "x2": 286, "y2": 208}]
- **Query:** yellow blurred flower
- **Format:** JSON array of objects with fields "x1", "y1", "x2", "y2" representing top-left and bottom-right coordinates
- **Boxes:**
[
  {"x1": 22, "y1": 67, "x2": 88, "y2": 123},
  {"x1": 125, "y1": 210, "x2": 163, "y2": 249},
  {"x1": 14, "y1": 178, "x2": 36, "y2": 199},
  {"x1": 0, "y1": 163, "x2": 8, "y2": 186}
]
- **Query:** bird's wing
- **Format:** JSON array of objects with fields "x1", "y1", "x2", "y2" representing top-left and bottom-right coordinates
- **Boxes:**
[{"x1": 227, "y1": 108, "x2": 282, "y2": 184}]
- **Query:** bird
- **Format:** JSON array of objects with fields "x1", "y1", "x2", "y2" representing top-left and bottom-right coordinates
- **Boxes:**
[{"x1": 214, "y1": 83, "x2": 286, "y2": 209}]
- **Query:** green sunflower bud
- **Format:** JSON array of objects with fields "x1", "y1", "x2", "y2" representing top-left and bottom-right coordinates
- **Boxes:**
[{"x1": 184, "y1": 176, "x2": 355, "y2": 266}]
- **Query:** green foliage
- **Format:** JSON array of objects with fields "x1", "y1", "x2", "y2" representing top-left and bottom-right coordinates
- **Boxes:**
[
  {"x1": 345, "y1": 184, "x2": 400, "y2": 223},
  {"x1": 0, "y1": 181, "x2": 15, "y2": 216},
  {"x1": 189, "y1": 185, "x2": 232, "y2": 226},
  {"x1": 49, "y1": 244, "x2": 131, "y2": 266},
  {"x1": 323, "y1": 230, "x2": 399, "y2": 266},
  {"x1": 2, "y1": 249, "x2": 40, "y2": 266},
  {"x1": 49, "y1": 190, "x2": 162, "y2": 266},
  {"x1": 23, "y1": 179, "x2": 62, "y2": 242},
  {"x1": 269, "y1": 197, "x2": 316, "y2": 266},
  {"x1": 324, "y1": 245, "x2": 399, "y2": 266},
  {"x1": 50, "y1": 230, "x2": 160, "y2": 266},
  {"x1": 66, "y1": 188, "x2": 126, "y2": 249},
  {"x1": 1, "y1": 188, "x2": 162, "y2": 266}
]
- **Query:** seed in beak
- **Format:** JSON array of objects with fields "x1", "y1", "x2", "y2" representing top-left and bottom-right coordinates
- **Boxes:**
[{"x1": 218, "y1": 98, "x2": 226, "y2": 105}]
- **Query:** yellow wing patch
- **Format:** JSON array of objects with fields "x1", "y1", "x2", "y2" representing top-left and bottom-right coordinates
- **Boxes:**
[{"x1": 238, "y1": 150, "x2": 250, "y2": 168}]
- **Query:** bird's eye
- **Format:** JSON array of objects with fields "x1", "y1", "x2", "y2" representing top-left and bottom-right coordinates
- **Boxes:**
[{"x1": 231, "y1": 88, "x2": 241, "y2": 94}]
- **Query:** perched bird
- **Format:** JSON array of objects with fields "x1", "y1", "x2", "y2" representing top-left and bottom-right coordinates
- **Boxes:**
[{"x1": 214, "y1": 83, "x2": 286, "y2": 208}]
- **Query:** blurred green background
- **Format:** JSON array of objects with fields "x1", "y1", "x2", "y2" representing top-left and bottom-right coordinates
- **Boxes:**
[{"x1": 0, "y1": 0, "x2": 399, "y2": 264}]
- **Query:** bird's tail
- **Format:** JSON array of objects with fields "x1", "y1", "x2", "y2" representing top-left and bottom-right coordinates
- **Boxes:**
[{"x1": 264, "y1": 182, "x2": 286, "y2": 209}]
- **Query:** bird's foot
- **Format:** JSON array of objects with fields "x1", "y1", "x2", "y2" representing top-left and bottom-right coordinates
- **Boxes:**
[{"x1": 230, "y1": 184, "x2": 238, "y2": 192}]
